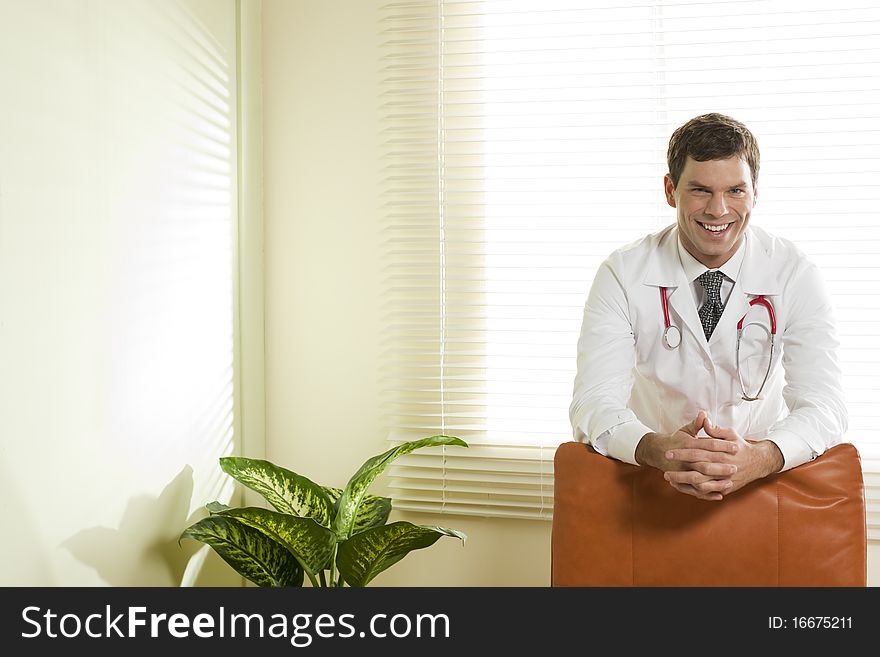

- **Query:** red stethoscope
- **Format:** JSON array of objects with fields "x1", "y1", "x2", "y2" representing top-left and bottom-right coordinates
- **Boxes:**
[{"x1": 660, "y1": 287, "x2": 777, "y2": 401}]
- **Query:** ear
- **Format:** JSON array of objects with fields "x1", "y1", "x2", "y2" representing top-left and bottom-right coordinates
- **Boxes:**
[
  {"x1": 663, "y1": 174, "x2": 677, "y2": 208},
  {"x1": 753, "y1": 183, "x2": 759, "y2": 206}
]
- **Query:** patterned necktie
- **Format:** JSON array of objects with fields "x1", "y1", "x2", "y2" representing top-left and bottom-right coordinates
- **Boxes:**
[{"x1": 697, "y1": 270, "x2": 725, "y2": 341}]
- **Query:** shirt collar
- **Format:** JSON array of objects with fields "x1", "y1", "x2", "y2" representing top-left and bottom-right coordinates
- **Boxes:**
[{"x1": 676, "y1": 233, "x2": 746, "y2": 283}]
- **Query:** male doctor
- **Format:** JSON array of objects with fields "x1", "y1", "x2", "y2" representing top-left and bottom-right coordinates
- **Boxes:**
[{"x1": 569, "y1": 113, "x2": 847, "y2": 501}]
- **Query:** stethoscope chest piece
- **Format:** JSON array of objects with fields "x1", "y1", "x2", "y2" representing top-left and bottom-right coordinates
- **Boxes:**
[{"x1": 662, "y1": 324, "x2": 681, "y2": 349}]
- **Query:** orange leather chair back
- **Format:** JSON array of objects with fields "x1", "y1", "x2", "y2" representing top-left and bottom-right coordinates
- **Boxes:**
[{"x1": 552, "y1": 442, "x2": 866, "y2": 586}]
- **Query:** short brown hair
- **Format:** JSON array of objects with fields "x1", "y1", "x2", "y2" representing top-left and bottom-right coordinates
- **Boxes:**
[{"x1": 667, "y1": 113, "x2": 760, "y2": 188}]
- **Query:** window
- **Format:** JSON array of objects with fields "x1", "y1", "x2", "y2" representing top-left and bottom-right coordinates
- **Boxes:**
[{"x1": 381, "y1": 0, "x2": 880, "y2": 533}]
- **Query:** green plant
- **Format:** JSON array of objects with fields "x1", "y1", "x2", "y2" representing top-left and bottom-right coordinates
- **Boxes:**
[{"x1": 180, "y1": 435, "x2": 467, "y2": 587}]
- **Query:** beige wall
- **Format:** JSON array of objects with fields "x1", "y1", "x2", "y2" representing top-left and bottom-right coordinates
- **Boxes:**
[
  {"x1": 261, "y1": 0, "x2": 552, "y2": 587},
  {"x1": 0, "y1": 0, "x2": 242, "y2": 586},
  {"x1": 262, "y1": 0, "x2": 386, "y2": 491},
  {"x1": 870, "y1": 544, "x2": 879, "y2": 586}
]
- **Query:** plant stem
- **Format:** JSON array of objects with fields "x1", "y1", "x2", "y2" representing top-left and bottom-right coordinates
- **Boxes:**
[
  {"x1": 304, "y1": 569, "x2": 320, "y2": 589},
  {"x1": 319, "y1": 569, "x2": 328, "y2": 587},
  {"x1": 329, "y1": 545, "x2": 338, "y2": 587}
]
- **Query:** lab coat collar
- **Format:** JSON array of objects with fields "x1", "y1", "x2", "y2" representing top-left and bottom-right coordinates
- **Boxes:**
[
  {"x1": 642, "y1": 225, "x2": 780, "y2": 351},
  {"x1": 643, "y1": 225, "x2": 685, "y2": 288},
  {"x1": 737, "y1": 228, "x2": 782, "y2": 296},
  {"x1": 643, "y1": 225, "x2": 780, "y2": 296},
  {"x1": 707, "y1": 228, "x2": 782, "y2": 347},
  {"x1": 677, "y1": 236, "x2": 745, "y2": 288},
  {"x1": 643, "y1": 226, "x2": 708, "y2": 354}
]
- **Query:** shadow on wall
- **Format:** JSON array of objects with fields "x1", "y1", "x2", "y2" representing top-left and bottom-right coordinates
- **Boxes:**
[
  {"x1": 1, "y1": 458, "x2": 52, "y2": 585},
  {"x1": 62, "y1": 466, "x2": 226, "y2": 586}
]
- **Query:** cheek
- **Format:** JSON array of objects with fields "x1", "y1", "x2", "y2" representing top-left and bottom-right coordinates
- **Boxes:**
[
  {"x1": 682, "y1": 198, "x2": 706, "y2": 216},
  {"x1": 677, "y1": 213, "x2": 696, "y2": 233},
  {"x1": 732, "y1": 199, "x2": 754, "y2": 215}
]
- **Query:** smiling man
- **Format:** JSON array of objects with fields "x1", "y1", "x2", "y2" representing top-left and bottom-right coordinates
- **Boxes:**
[{"x1": 569, "y1": 113, "x2": 847, "y2": 501}]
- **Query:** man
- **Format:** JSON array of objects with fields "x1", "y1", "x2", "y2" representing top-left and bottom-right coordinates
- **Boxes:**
[{"x1": 569, "y1": 113, "x2": 847, "y2": 501}]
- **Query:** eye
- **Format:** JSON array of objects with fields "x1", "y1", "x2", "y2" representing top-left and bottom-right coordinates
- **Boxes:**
[{"x1": 730, "y1": 188, "x2": 745, "y2": 195}]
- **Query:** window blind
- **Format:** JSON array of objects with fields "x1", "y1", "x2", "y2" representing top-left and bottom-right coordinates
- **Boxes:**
[{"x1": 381, "y1": 0, "x2": 880, "y2": 533}]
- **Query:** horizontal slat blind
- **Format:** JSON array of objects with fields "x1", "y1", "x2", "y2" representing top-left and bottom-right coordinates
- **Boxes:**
[{"x1": 381, "y1": 0, "x2": 880, "y2": 531}]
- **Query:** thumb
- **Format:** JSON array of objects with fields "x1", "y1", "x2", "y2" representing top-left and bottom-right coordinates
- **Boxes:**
[
  {"x1": 703, "y1": 420, "x2": 737, "y2": 441},
  {"x1": 680, "y1": 410, "x2": 707, "y2": 437}
]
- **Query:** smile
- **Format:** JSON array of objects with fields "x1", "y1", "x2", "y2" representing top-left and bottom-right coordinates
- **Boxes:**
[{"x1": 700, "y1": 221, "x2": 732, "y2": 234}]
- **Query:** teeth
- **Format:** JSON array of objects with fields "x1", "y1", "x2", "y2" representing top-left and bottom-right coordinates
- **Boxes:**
[{"x1": 701, "y1": 222, "x2": 730, "y2": 232}]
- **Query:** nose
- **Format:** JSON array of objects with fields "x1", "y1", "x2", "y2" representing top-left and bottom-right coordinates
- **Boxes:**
[{"x1": 705, "y1": 192, "x2": 728, "y2": 219}]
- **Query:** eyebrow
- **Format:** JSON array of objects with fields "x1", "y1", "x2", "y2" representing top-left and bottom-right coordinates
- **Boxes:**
[{"x1": 686, "y1": 180, "x2": 749, "y2": 189}]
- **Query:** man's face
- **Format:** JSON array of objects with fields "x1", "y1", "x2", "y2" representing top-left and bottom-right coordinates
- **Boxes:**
[{"x1": 664, "y1": 156, "x2": 757, "y2": 269}]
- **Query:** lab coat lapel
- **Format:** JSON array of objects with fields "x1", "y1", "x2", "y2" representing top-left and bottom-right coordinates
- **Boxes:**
[
  {"x1": 643, "y1": 228, "x2": 712, "y2": 358},
  {"x1": 709, "y1": 280, "x2": 749, "y2": 348},
  {"x1": 708, "y1": 230, "x2": 782, "y2": 347}
]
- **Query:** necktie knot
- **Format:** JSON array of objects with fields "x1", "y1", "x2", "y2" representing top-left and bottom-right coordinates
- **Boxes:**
[{"x1": 697, "y1": 270, "x2": 725, "y2": 340}]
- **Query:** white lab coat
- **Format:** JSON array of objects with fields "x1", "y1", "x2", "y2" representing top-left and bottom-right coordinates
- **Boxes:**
[{"x1": 569, "y1": 224, "x2": 847, "y2": 471}]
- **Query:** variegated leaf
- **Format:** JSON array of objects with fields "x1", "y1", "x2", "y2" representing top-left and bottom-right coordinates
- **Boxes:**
[
  {"x1": 353, "y1": 494, "x2": 392, "y2": 533},
  {"x1": 332, "y1": 435, "x2": 467, "y2": 539},
  {"x1": 219, "y1": 507, "x2": 336, "y2": 576},
  {"x1": 336, "y1": 521, "x2": 466, "y2": 587},
  {"x1": 180, "y1": 515, "x2": 303, "y2": 587},
  {"x1": 206, "y1": 501, "x2": 230, "y2": 514},
  {"x1": 219, "y1": 457, "x2": 333, "y2": 526},
  {"x1": 324, "y1": 487, "x2": 391, "y2": 534},
  {"x1": 323, "y1": 486, "x2": 341, "y2": 516}
]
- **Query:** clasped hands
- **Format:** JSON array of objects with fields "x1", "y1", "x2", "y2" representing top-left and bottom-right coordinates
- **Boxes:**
[{"x1": 634, "y1": 410, "x2": 784, "y2": 501}]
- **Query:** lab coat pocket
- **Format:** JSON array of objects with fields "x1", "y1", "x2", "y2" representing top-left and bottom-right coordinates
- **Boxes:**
[{"x1": 746, "y1": 354, "x2": 772, "y2": 400}]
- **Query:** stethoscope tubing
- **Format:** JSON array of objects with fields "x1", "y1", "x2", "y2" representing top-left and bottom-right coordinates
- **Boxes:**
[
  {"x1": 660, "y1": 286, "x2": 776, "y2": 401},
  {"x1": 660, "y1": 286, "x2": 682, "y2": 349}
]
